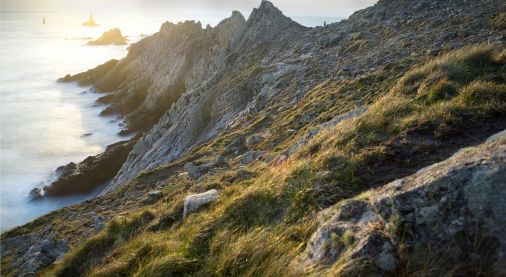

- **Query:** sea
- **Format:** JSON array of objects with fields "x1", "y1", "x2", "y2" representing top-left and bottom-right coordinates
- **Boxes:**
[{"x1": 0, "y1": 11, "x2": 340, "y2": 233}]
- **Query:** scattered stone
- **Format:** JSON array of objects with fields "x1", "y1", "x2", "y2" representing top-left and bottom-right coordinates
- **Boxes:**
[
  {"x1": 183, "y1": 189, "x2": 219, "y2": 219},
  {"x1": 2, "y1": 227, "x2": 69, "y2": 275},
  {"x1": 118, "y1": 129, "x2": 132, "y2": 136}
]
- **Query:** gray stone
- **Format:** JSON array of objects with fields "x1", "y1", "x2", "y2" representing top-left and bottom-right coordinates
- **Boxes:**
[
  {"x1": 93, "y1": 215, "x2": 106, "y2": 233},
  {"x1": 240, "y1": 151, "x2": 263, "y2": 165},
  {"x1": 215, "y1": 155, "x2": 226, "y2": 166},
  {"x1": 183, "y1": 189, "x2": 219, "y2": 219},
  {"x1": 184, "y1": 162, "x2": 203, "y2": 180},
  {"x1": 5, "y1": 227, "x2": 69, "y2": 275}
]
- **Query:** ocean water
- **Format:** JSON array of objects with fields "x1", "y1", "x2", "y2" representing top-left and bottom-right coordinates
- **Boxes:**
[{"x1": 0, "y1": 12, "x2": 159, "y2": 233}]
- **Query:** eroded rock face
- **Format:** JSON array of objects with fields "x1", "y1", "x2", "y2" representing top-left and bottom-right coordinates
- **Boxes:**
[
  {"x1": 1, "y1": 227, "x2": 69, "y2": 275},
  {"x1": 302, "y1": 130, "x2": 506, "y2": 275},
  {"x1": 183, "y1": 189, "x2": 219, "y2": 219},
  {"x1": 61, "y1": 11, "x2": 247, "y2": 133}
]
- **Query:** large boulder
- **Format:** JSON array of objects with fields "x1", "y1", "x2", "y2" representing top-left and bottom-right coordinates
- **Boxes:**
[
  {"x1": 301, "y1": 130, "x2": 506, "y2": 275},
  {"x1": 183, "y1": 189, "x2": 219, "y2": 219}
]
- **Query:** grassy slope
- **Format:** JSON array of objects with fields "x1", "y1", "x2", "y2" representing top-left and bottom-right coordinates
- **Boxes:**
[{"x1": 33, "y1": 44, "x2": 506, "y2": 276}]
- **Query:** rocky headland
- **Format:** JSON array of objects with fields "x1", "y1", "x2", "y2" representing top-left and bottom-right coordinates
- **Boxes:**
[
  {"x1": 32, "y1": 136, "x2": 139, "y2": 199},
  {"x1": 2, "y1": 0, "x2": 506, "y2": 276}
]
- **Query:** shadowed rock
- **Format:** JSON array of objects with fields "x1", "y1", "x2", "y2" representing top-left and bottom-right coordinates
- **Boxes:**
[{"x1": 42, "y1": 136, "x2": 138, "y2": 197}]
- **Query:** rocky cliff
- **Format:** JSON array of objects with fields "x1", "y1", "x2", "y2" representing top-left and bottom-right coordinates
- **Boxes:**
[
  {"x1": 69, "y1": 0, "x2": 504, "y2": 194},
  {"x1": 2, "y1": 0, "x2": 506, "y2": 276}
]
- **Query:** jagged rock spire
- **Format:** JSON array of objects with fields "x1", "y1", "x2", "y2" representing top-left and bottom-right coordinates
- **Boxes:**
[
  {"x1": 247, "y1": 0, "x2": 302, "y2": 28},
  {"x1": 231, "y1": 0, "x2": 307, "y2": 50}
]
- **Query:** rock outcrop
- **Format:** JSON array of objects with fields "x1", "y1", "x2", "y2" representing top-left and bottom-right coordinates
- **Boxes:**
[
  {"x1": 42, "y1": 136, "x2": 138, "y2": 197},
  {"x1": 301, "y1": 130, "x2": 506, "y2": 275},
  {"x1": 87, "y1": 28, "x2": 127, "y2": 45},
  {"x1": 1, "y1": 226, "x2": 69, "y2": 275}
]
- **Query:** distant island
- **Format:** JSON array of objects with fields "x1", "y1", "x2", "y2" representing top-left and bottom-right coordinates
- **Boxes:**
[
  {"x1": 82, "y1": 14, "x2": 99, "y2": 27},
  {"x1": 87, "y1": 28, "x2": 127, "y2": 45}
]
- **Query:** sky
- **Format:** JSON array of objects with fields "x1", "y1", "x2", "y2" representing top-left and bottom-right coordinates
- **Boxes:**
[{"x1": 1, "y1": 0, "x2": 378, "y2": 18}]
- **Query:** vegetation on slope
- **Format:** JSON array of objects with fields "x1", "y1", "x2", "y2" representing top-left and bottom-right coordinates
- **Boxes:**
[{"x1": 44, "y1": 44, "x2": 506, "y2": 276}]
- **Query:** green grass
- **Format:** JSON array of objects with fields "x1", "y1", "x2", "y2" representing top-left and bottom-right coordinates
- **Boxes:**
[{"x1": 38, "y1": 44, "x2": 506, "y2": 277}]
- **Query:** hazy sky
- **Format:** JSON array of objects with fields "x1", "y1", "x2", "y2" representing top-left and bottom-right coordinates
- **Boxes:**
[{"x1": 1, "y1": 0, "x2": 378, "y2": 18}]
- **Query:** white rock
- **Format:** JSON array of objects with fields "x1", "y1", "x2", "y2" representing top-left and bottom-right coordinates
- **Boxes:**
[{"x1": 183, "y1": 189, "x2": 219, "y2": 219}]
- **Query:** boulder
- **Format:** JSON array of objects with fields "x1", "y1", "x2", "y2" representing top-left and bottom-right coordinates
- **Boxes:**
[
  {"x1": 183, "y1": 189, "x2": 219, "y2": 219},
  {"x1": 184, "y1": 162, "x2": 203, "y2": 180},
  {"x1": 215, "y1": 155, "x2": 227, "y2": 166},
  {"x1": 87, "y1": 28, "x2": 127, "y2": 45},
  {"x1": 302, "y1": 130, "x2": 506, "y2": 275},
  {"x1": 240, "y1": 151, "x2": 263, "y2": 165}
]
